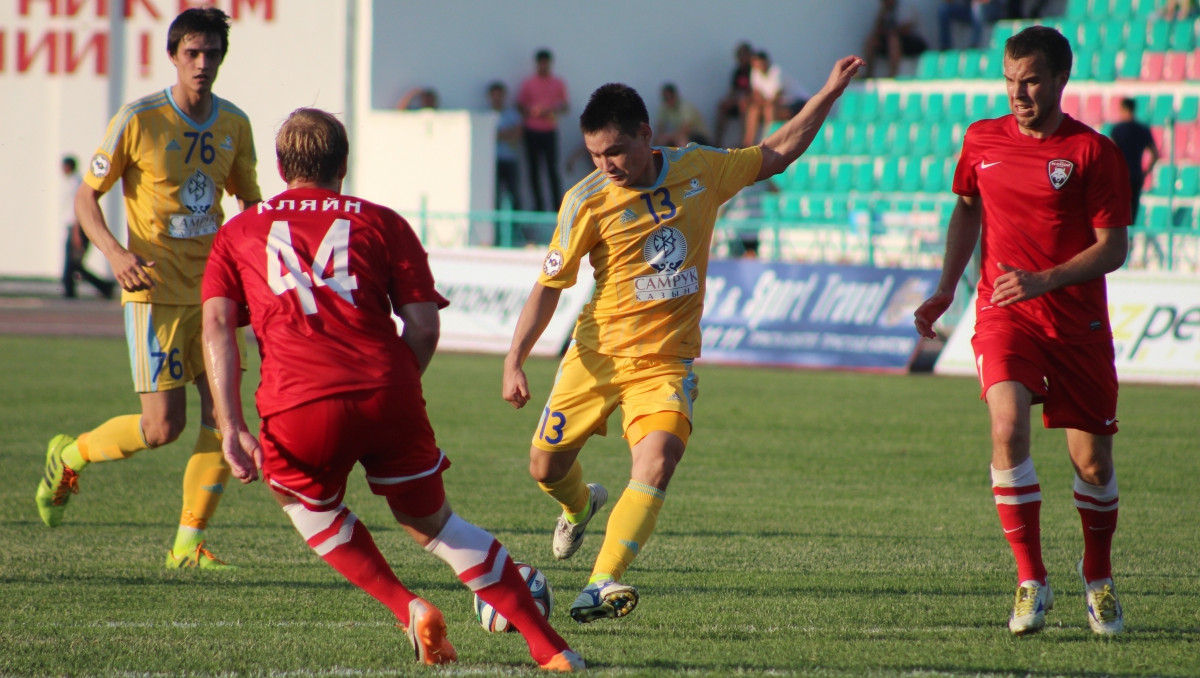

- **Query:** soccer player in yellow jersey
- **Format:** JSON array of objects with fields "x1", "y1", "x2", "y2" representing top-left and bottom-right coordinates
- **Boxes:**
[
  {"x1": 35, "y1": 8, "x2": 262, "y2": 569},
  {"x1": 503, "y1": 55, "x2": 864, "y2": 623}
]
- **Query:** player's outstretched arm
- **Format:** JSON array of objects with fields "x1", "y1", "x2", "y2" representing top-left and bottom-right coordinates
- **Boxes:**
[
  {"x1": 202, "y1": 296, "x2": 261, "y2": 483},
  {"x1": 75, "y1": 182, "x2": 155, "y2": 291},
  {"x1": 502, "y1": 283, "x2": 563, "y2": 409},
  {"x1": 396, "y1": 301, "x2": 441, "y2": 375},
  {"x1": 757, "y1": 55, "x2": 864, "y2": 181},
  {"x1": 914, "y1": 195, "x2": 982, "y2": 338}
]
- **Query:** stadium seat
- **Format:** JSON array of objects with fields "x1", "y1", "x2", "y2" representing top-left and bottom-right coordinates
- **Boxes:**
[
  {"x1": 867, "y1": 122, "x2": 890, "y2": 156},
  {"x1": 1078, "y1": 21, "x2": 1103, "y2": 49},
  {"x1": 1141, "y1": 52, "x2": 1166, "y2": 80},
  {"x1": 1134, "y1": 0, "x2": 1159, "y2": 18},
  {"x1": 1101, "y1": 19, "x2": 1127, "y2": 49},
  {"x1": 1146, "y1": 204, "x2": 1170, "y2": 229},
  {"x1": 1091, "y1": 51, "x2": 1117, "y2": 82},
  {"x1": 960, "y1": 49, "x2": 986, "y2": 79},
  {"x1": 1062, "y1": 92, "x2": 1082, "y2": 119},
  {"x1": 881, "y1": 92, "x2": 902, "y2": 120},
  {"x1": 844, "y1": 122, "x2": 868, "y2": 155},
  {"x1": 1109, "y1": 0, "x2": 1135, "y2": 20},
  {"x1": 921, "y1": 157, "x2": 950, "y2": 193},
  {"x1": 838, "y1": 89, "x2": 864, "y2": 121},
  {"x1": 1169, "y1": 19, "x2": 1197, "y2": 52},
  {"x1": 934, "y1": 123, "x2": 961, "y2": 155},
  {"x1": 1146, "y1": 21, "x2": 1171, "y2": 51},
  {"x1": 990, "y1": 21, "x2": 1018, "y2": 47},
  {"x1": 925, "y1": 92, "x2": 945, "y2": 123},
  {"x1": 911, "y1": 124, "x2": 933, "y2": 155},
  {"x1": 946, "y1": 92, "x2": 968, "y2": 122},
  {"x1": 902, "y1": 93, "x2": 924, "y2": 122},
  {"x1": 782, "y1": 162, "x2": 808, "y2": 191},
  {"x1": 854, "y1": 160, "x2": 876, "y2": 192},
  {"x1": 1151, "y1": 94, "x2": 1177, "y2": 125},
  {"x1": 810, "y1": 161, "x2": 834, "y2": 192},
  {"x1": 834, "y1": 161, "x2": 856, "y2": 192},
  {"x1": 1176, "y1": 165, "x2": 1200, "y2": 196},
  {"x1": 1188, "y1": 48, "x2": 1200, "y2": 81},
  {"x1": 970, "y1": 92, "x2": 992, "y2": 118},
  {"x1": 916, "y1": 51, "x2": 941, "y2": 80},
  {"x1": 1072, "y1": 47, "x2": 1094, "y2": 80},
  {"x1": 991, "y1": 94, "x2": 1010, "y2": 118},
  {"x1": 1173, "y1": 122, "x2": 1194, "y2": 161},
  {"x1": 1082, "y1": 94, "x2": 1105, "y2": 127},
  {"x1": 1163, "y1": 51, "x2": 1188, "y2": 81},
  {"x1": 878, "y1": 157, "x2": 901, "y2": 191},
  {"x1": 1148, "y1": 165, "x2": 1175, "y2": 195},
  {"x1": 900, "y1": 158, "x2": 923, "y2": 192},
  {"x1": 1118, "y1": 47, "x2": 1145, "y2": 79},
  {"x1": 1065, "y1": 0, "x2": 1090, "y2": 20}
]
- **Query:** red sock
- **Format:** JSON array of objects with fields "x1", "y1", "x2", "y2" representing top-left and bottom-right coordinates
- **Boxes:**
[
  {"x1": 425, "y1": 513, "x2": 568, "y2": 664},
  {"x1": 992, "y1": 461, "x2": 1046, "y2": 585},
  {"x1": 1074, "y1": 474, "x2": 1118, "y2": 582},
  {"x1": 286, "y1": 503, "x2": 417, "y2": 625},
  {"x1": 473, "y1": 558, "x2": 569, "y2": 665}
]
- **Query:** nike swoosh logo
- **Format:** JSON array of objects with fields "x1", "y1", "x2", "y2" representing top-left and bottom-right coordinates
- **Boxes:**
[
  {"x1": 1003, "y1": 526, "x2": 1024, "y2": 534},
  {"x1": 1104, "y1": 418, "x2": 1117, "y2": 426},
  {"x1": 981, "y1": 161, "x2": 1002, "y2": 169}
]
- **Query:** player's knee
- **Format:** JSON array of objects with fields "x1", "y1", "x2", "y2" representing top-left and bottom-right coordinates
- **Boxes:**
[
  {"x1": 140, "y1": 414, "x2": 185, "y2": 448},
  {"x1": 990, "y1": 419, "x2": 1029, "y2": 451},
  {"x1": 528, "y1": 448, "x2": 573, "y2": 484}
]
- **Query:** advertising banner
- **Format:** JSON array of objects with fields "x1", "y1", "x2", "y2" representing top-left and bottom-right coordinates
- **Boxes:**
[
  {"x1": 934, "y1": 272, "x2": 1200, "y2": 385},
  {"x1": 700, "y1": 261, "x2": 940, "y2": 371},
  {"x1": 422, "y1": 248, "x2": 593, "y2": 357}
]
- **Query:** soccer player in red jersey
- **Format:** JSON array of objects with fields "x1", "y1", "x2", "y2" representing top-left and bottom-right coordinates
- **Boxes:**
[
  {"x1": 914, "y1": 26, "x2": 1130, "y2": 636},
  {"x1": 201, "y1": 108, "x2": 584, "y2": 672}
]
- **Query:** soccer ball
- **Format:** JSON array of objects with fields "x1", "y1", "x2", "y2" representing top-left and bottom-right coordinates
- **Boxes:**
[{"x1": 474, "y1": 561, "x2": 553, "y2": 633}]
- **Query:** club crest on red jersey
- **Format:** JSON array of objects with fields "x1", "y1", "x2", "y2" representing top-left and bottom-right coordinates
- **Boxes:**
[{"x1": 1047, "y1": 159, "x2": 1074, "y2": 190}]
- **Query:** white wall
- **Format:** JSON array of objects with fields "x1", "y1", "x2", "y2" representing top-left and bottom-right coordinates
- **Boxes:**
[{"x1": 1, "y1": 0, "x2": 349, "y2": 278}]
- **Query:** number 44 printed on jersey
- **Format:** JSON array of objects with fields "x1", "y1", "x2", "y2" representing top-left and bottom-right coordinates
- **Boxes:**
[{"x1": 266, "y1": 219, "x2": 359, "y2": 314}]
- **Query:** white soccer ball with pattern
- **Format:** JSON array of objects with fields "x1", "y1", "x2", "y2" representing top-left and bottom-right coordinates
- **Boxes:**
[{"x1": 474, "y1": 562, "x2": 553, "y2": 633}]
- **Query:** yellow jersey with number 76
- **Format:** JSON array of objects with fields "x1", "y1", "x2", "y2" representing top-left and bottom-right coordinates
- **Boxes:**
[
  {"x1": 85, "y1": 88, "x2": 261, "y2": 306},
  {"x1": 538, "y1": 144, "x2": 762, "y2": 358}
]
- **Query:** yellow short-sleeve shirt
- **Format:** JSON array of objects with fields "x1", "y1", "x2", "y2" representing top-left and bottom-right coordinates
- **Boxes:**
[
  {"x1": 85, "y1": 88, "x2": 261, "y2": 305},
  {"x1": 539, "y1": 144, "x2": 762, "y2": 358}
]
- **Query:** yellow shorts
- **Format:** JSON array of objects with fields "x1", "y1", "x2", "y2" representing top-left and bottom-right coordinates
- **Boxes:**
[
  {"x1": 532, "y1": 342, "x2": 698, "y2": 452},
  {"x1": 124, "y1": 303, "x2": 245, "y2": 393}
]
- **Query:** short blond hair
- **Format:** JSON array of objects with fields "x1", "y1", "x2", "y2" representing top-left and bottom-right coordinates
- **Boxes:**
[{"x1": 276, "y1": 108, "x2": 348, "y2": 184}]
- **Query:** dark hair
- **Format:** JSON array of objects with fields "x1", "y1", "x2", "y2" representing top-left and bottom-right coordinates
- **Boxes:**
[
  {"x1": 661, "y1": 82, "x2": 678, "y2": 95},
  {"x1": 62, "y1": 156, "x2": 77, "y2": 171},
  {"x1": 487, "y1": 80, "x2": 506, "y2": 93},
  {"x1": 754, "y1": 50, "x2": 770, "y2": 62},
  {"x1": 167, "y1": 7, "x2": 231, "y2": 58},
  {"x1": 276, "y1": 108, "x2": 349, "y2": 184},
  {"x1": 1006, "y1": 25, "x2": 1072, "y2": 75},
  {"x1": 580, "y1": 83, "x2": 649, "y2": 137},
  {"x1": 535, "y1": 48, "x2": 553, "y2": 62},
  {"x1": 1120, "y1": 97, "x2": 1136, "y2": 113}
]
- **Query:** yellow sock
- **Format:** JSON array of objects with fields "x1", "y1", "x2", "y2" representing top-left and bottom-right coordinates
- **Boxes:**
[
  {"x1": 537, "y1": 459, "x2": 591, "y2": 520},
  {"x1": 592, "y1": 480, "x2": 665, "y2": 582},
  {"x1": 173, "y1": 425, "x2": 230, "y2": 555},
  {"x1": 71, "y1": 415, "x2": 148, "y2": 467}
]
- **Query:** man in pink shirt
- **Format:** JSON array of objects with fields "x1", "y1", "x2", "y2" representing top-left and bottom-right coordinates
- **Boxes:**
[{"x1": 517, "y1": 49, "x2": 569, "y2": 213}]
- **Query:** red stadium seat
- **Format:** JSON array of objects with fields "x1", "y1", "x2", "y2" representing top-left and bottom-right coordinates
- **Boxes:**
[
  {"x1": 1062, "y1": 92, "x2": 1082, "y2": 120},
  {"x1": 1162, "y1": 51, "x2": 1188, "y2": 81},
  {"x1": 1188, "y1": 48, "x2": 1200, "y2": 81},
  {"x1": 1140, "y1": 51, "x2": 1165, "y2": 81},
  {"x1": 1082, "y1": 94, "x2": 1105, "y2": 127}
]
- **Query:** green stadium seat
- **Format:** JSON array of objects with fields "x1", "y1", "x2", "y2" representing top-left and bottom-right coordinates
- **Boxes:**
[
  {"x1": 834, "y1": 161, "x2": 856, "y2": 192},
  {"x1": 916, "y1": 51, "x2": 941, "y2": 80},
  {"x1": 937, "y1": 52, "x2": 961, "y2": 79},
  {"x1": 911, "y1": 124, "x2": 933, "y2": 155},
  {"x1": 1091, "y1": 51, "x2": 1117, "y2": 81},
  {"x1": 934, "y1": 123, "x2": 961, "y2": 154},
  {"x1": 854, "y1": 160, "x2": 876, "y2": 192},
  {"x1": 1066, "y1": 0, "x2": 1090, "y2": 19},
  {"x1": 867, "y1": 122, "x2": 890, "y2": 156},
  {"x1": 991, "y1": 94, "x2": 1010, "y2": 118},
  {"x1": 1178, "y1": 95, "x2": 1199, "y2": 122},
  {"x1": 1176, "y1": 165, "x2": 1200, "y2": 195},
  {"x1": 1109, "y1": 0, "x2": 1135, "y2": 19},
  {"x1": 878, "y1": 157, "x2": 901, "y2": 191},
  {"x1": 859, "y1": 91, "x2": 880, "y2": 120},
  {"x1": 810, "y1": 161, "x2": 834, "y2": 192},
  {"x1": 925, "y1": 92, "x2": 945, "y2": 122},
  {"x1": 1118, "y1": 47, "x2": 1143, "y2": 79},
  {"x1": 1170, "y1": 20, "x2": 1197, "y2": 52},
  {"x1": 1150, "y1": 94, "x2": 1176, "y2": 125},
  {"x1": 881, "y1": 92, "x2": 902, "y2": 120},
  {"x1": 990, "y1": 21, "x2": 1018, "y2": 47},
  {"x1": 902, "y1": 93, "x2": 925, "y2": 121},
  {"x1": 888, "y1": 122, "x2": 913, "y2": 156},
  {"x1": 1148, "y1": 165, "x2": 1175, "y2": 195},
  {"x1": 921, "y1": 157, "x2": 949, "y2": 193},
  {"x1": 825, "y1": 121, "x2": 847, "y2": 153},
  {"x1": 1078, "y1": 21, "x2": 1103, "y2": 49},
  {"x1": 1101, "y1": 19, "x2": 1126, "y2": 48},
  {"x1": 1147, "y1": 21, "x2": 1171, "y2": 51},
  {"x1": 1073, "y1": 47, "x2": 1094, "y2": 79},
  {"x1": 779, "y1": 192, "x2": 803, "y2": 220},
  {"x1": 1135, "y1": 0, "x2": 1158, "y2": 18},
  {"x1": 970, "y1": 92, "x2": 992, "y2": 118},
  {"x1": 960, "y1": 50, "x2": 985, "y2": 79},
  {"x1": 900, "y1": 159, "x2": 923, "y2": 192},
  {"x1": 782, "y1": 162, "x2": 808, "y2": 191},
  {"x1": 844, "y1": 122, "x2": 868, "y2": 155},
  {"x1": 947, "y1": 92, "x2": 968, "y2": 122},
  {"x1": 838, "y1": 89, "x2": 864, "y2": 121}
]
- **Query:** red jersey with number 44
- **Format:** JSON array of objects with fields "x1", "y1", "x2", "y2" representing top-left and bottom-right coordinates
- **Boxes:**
[
  {"x1": 202, "y1": 187, "x2": 449, "y2": 417},
  {"x1": 953, "y1": 114, "x2": 1131, "y2": 344}
]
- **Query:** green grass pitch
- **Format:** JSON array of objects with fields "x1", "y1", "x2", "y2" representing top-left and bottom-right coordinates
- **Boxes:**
[{"x1": 1, "y1": 335, "x2": 1198, "y2": 677}]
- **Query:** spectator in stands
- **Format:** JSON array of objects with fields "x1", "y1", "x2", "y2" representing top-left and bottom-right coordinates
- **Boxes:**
[
  {"x1": 654, "y1": 83, "x2": 713, "y2": 147},
  {"x1": 863, "y1": 0, "x2": 929, "y2": 78},
  {"x1": 59, "y1": 155, "x2": 115, "y2": 299},
  {"x1": 939, "y1": 0, "x2": 1007, "y2": 50},
  {"x1": 488, "y1": 81, "x2": 523, "y2": 213},
  {"x1": 1160, "y1": 0, "x2": 1198, "y2": 20},
  {"x1": 397, "y1": 87, "x2": 439, "y2": 111},
  {"x1": 517, "y1": 48, "x2": 569, "y2": 212},
  {"x1": 714, "y1": 41, "x2": 754, "y2": 147},
  {"x1": 1109, "y1": 97, "x2": 1159, "y2": 224},
  {"x1": 743, "y1": 51, "x2": 811, "y2": 147}
]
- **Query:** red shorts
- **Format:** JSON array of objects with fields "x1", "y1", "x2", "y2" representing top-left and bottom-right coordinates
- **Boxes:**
[
  {"x1": 260, "y1": 386, "x2": 451, "y2": 514},
  {"x1": 971, "y1": 323, "x2": 1118, "y2": 435}
]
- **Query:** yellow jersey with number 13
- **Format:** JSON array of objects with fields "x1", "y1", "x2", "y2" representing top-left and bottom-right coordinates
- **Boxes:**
[
  {"x1": 85, "y1": 88, "x2": 261, "y2": 306},
  {"x1": 539, "y1": 144, "x2": 762, "y2": 358}
]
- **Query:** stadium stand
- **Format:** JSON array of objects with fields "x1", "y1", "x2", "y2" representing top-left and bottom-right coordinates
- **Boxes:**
[{"x1": 723, "y1": 0, "x2": 1200, "y2": 271}]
